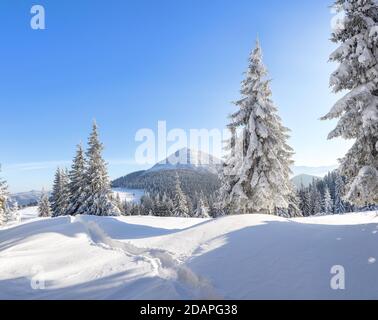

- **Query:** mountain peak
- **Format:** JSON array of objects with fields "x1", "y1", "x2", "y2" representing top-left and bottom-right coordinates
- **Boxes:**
[{"x1": 147, "y1": 148, "x2": 221, "y2": 174}]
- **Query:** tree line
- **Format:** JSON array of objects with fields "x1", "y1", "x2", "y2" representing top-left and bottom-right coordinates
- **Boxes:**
[
  {"x1": 38, "y1": 122, "x2": 119, "y2": 218},
  {"x1": 297, "y1": 171, "x2": 377, "y2": 217}
]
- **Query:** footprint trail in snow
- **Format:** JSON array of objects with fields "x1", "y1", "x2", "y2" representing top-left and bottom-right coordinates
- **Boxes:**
[{"x1": 73, "y1": 216, "x2": 222, "y2": 300}]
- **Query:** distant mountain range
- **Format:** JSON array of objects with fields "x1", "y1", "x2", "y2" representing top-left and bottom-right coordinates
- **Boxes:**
[
  {"x1": 10, "y1": 190, "x2": 46, "y2": 207},
  {"x1": 134, "y1": 147, "x2": 337, "y2": 177},
  {"x1": 291, "y1": 174, "x2": 319, "y2": 189},
  {"x1": 112, "y1": 148, "x2": 221, "y2": 201},
  {"x1": 291, "y1": 165, "x2": 338, "y2": 178},
  {"x1": 112, "y1": 148, "x2": 337, "y2": 200},
  {"x1": 147, "y1": 148, "x2": 221, "y2": 174},
  {"x1": 13, "y1": 149, "x2": 337, "y2": 205}
]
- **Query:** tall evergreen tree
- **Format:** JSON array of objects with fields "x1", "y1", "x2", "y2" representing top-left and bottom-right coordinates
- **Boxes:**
[
  {"x1": 66, "y1": 144, "x2": 87, "y2": 216},
  {"x1": 140, "y1": 193, "x2": 154, "y2": 216},
  {"x1": 299, "y1": 188, "x2": 312, "y2": 217},
  {"x1": 334, "y1": 173, "x2": 346, "y2": 214},
  {"x1": 322, "y1": 0, "x2": 378, "y2": 206},
  {"x1": 79, "y1": 122, "x2": 120, "y2": 216},
  {"x1": 163, "y1": 193, "x2": 174, "y2": 217},
  {"x1": 0, "y1": 167, "x2": 9, "y2": 226},
  {"x1": 310, "y1": 185, "x2": 322, "y2": 215},
  {"x1": 195, "y1": 195, "x2": 210, "y2": 218},
  {"x1": 51, "y1": 168, "x2": 70, "y2": 217},
  {"x1": 220, "y1": 40, "x2": 295, "y2": 215},
  {"x1": 113, "y1": 193, "x2": 124, "y2": 213},
  {"x1": 3, "y1": 198, "x2": 19, "y2": 224},
  {"x1": 173, "y1": 173, "x2": 190, "y2": 217},
  {"x1": 152, "y1": 193, "x2": 170, "y2": 217},
  {"x1": 323, "y1": 187, "x2": 334, "y2": 215},
  {"x1": 129, "y1": 203, "x2": 141, "y2": 216},
  {"x1": 287, "y1": 192, "x2": 303, "y2": 218},
  {"x1": 38, "y1": 191, "x2": 52, "y2": 218},
  {"x1": 123, "y1": 200, "x2": 131, "y2": 216}
]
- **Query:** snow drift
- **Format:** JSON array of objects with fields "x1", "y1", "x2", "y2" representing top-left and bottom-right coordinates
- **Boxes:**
[{"x1": 1, "y1": 207, "x2": 378, "y2": 299}]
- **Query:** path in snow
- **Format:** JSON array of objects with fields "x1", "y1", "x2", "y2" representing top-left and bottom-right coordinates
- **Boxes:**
[{"x1": 73, "y1": 216, "x2": 221, "y2": 300}]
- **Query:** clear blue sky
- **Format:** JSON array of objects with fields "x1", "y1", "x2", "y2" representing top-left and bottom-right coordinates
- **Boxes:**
[{"x1": 0, "y1": 0, "x2": 351, "y2": 192}]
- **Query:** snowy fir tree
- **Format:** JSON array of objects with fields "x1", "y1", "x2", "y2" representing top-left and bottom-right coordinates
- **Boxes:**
[
  {"x1": 78, "y1": 122, "x2": 120, "y2": 216},
  {"x1": 323, "y1": 187, "x2": 334, "y2": 215},
  {"x1": 129, "y1": 203, "x2": 141, "y2": 216},
  {"x1": 51, "y1": 168, "x2": 70, "y2": 217},
  {"x1": 38, "y1": 192, "x2": 52, "y2": 218},
  {"x1": 140, "y1": 193, "x2": 155, "y2": 216},
  {"x1": 3, "y1": 198, "x2": 19, "y2": 224},
  {"x1": 152, "y1": 194, "x2": 170, "y2": 217},
  {"x1": 113, "y1": 193, "x2": 124, "y2": 213},
  {"x1": 0, "y1": 168, "x2": 9, "y2": 226},
  {"x1": 322, "y1": 0, "x2": 378, "y2": 206},
  {"x1": 220, "y1": 40, "x2": 295, "y2": 215},
  {"x1": 334, "y1": 174, "x2": 346, "y2": 214},
  {"x1": 195, "y1": 196, "x2": 210, "y2": 218},
  {"x1": 287, "y1": 192, "x2": 302, "y2": 218},
  {"x1": 162, "y1": 193, "x2": 174, "y2": 217},
  {"x1": 173, "y1": 173, "x2": 190, "y2": 217},
  {"x1": 11, "y1": 199, "x2": 20, "y2": 223},
  {"x1": 66, "y1": 144, "x2": 87, "y2": 216},
  {"x1": 310, "y1": 186, "x2": 323, "y2": 215},
  {"x1": 299, "y1": 188, "x2": 312, "y2": 217},
  {"x1": 122, "y1": 200, "x2": 131, "y2": 216}
]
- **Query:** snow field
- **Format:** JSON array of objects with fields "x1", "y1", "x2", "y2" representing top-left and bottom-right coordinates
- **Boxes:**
[{"x1": 1, "y1": 208, "x2": 378, "y2": 299}]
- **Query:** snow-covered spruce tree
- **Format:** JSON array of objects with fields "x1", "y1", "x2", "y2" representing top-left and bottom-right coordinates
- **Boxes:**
[
  {"x1": 322, "y1": 0, "x2": 378, "y2": 206},
  {"x1": 287, "y1": 192, "x2": 302, "y2": 217},
  {"x1": 299, "y1": 189, "x2": 312, "y2": 217},
  {"x1": 114, "y1": 193, "x2": 124, "y2": 213},
  {"x1": 131, "y1": 203, "x2": 142, "y2": 216},
  {"x1": 140, "y1": 193, "x2": 154, "y2": 216},
  {"x1": 38, "y1": 192, "x2": 52, "y2": 218},
  {"x1": 51, "y1": 168, "x2": 70, "y2": 217},
  {"x1": 195, "y1": 196, "x2": 210, "y2": 218},
  {"x1": 163, "y1": 193, "x2": 174, "y2": 217},
  {"x1": 4, "y1": 198, "x2": 19, "y2": 224},
  {"x1": 78, "y1": 122, "x2": 120, "y2": 216},
  {"x1": 122, "y1": 200, "x2": 131, "y2": 216},
  {"x1": 220, "y1": 40, "x2": 296, "y2": 215},
  {"x1": 310, "y1": 186, "x2": 323, "y2": 215},
  {"x1": 323, "y1": 187, "x2": 334, "y2": 215},
  {"x1": 153, "y1": 194, "x2": 170, "y2": 217},
  {"x1": 334, "y1": 173, "x2": 347, "y2": 214},
  {"x1": 66, "y1": 144, "x2": 87, "y2": 216},
  {"x1": 173, "y1": 173, "x2": 190, "y2": 217},
  {"x1": 0, "y1": 168, "x2": 9, "y2": 226}
]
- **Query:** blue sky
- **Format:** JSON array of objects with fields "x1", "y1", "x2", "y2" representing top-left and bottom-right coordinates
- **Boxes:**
[{"x1": 0, "y1": 0, "x2": 351, "y2": 192}]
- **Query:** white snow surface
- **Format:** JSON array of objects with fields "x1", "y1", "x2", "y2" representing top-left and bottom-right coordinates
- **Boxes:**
[{"x1": 1, "y1": 207, "x2": 378, "y2": 300}]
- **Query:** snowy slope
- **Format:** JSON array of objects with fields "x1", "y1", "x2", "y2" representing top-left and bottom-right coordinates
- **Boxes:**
[{"x1": 1, "y1": 212, "x2": 378, "y2": 299}]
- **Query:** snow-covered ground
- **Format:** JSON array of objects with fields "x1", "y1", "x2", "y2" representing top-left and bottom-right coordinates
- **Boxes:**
[
  {"x1": 17, "y1": 206, "x2": 39, "y2": 223},
  {"x1": 1, "y1": 208, "x2": 378, "y2": 300}
]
